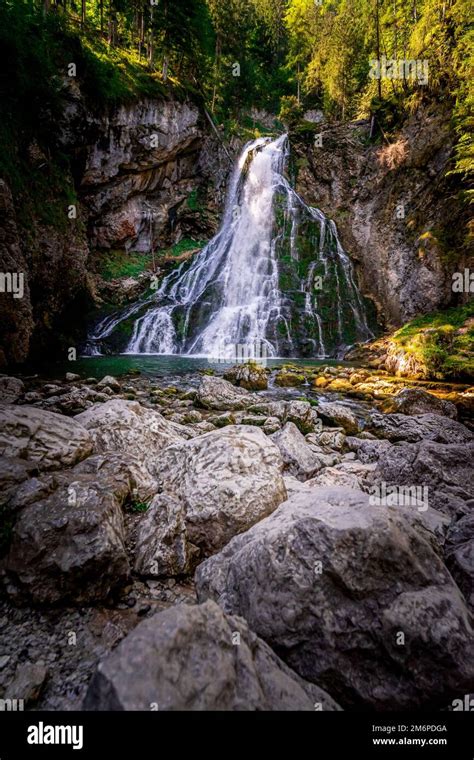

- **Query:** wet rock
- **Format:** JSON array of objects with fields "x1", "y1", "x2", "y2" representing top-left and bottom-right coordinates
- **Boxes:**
[
  {"x1": 196, "y1": 375, "x2": 255, "y2": 411},
  {"x1": 83, "y1": 601, "x2": 340, "y2": 711},
  {"x1": 65, "y1": 372, "x2": 81, "y2": 382},
  {"x1": 224, "y1": 362, "x2": 268, "y2": 391},
  {"x1": 196, "y1": 486, "x2": 474, "y2": 710},
  {"x1": 97, "y1": 375, "x2": 121, "y2": 392},
  {"x1": 0, "y1": 404, "x2": 93, "y2": 471},
  {"x1": 134, "y1": 426, "x2": 286, "y2": 576},
  {"x1": 325, "y1": 378, "x2": 354, "y2": 393},
  {"x1": 275, "y1": 369, "x2": 306, "y2": 387}
]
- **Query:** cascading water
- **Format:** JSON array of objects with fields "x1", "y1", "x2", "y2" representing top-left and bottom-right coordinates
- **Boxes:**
[{"x1": 86, "y1": 134, "x2": 375, "y2": 359}]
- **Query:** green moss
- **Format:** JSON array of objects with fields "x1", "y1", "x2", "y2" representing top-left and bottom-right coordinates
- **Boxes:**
[
  {"x1": 98, "y1": 251, "x2": 152, "y2": 281},
  {"x1": 392, "y1": 302, "x2": 474, "y2": 379},
  {"x1": 127, "y1": 500, "x2": 150, "y2": 514},
  {"x1": 159, "y1": 238, "x2": 206, "y2": 259}
]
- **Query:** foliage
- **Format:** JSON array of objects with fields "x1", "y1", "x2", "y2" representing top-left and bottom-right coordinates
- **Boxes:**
[
  {"x1": 98, "y1": 251, "x2": 152, "y2": 281},
  {"x1": 392, "y1": 302, "x2": 474, "y2": 379}
]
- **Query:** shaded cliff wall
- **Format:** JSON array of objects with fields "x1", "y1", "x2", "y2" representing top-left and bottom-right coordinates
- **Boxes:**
[
  {"x1": 292, "y1": 104, "x2": 472, "y2": 329},
  {"x1": 0, "y1": 81, "x2": 233, "y2": 368}
]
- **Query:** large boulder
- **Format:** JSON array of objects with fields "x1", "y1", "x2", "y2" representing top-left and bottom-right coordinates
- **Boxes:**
[
  {"x1": 445, "y1": 515, "x2": 474, "y2": 612},
  {"x1": 195, "y1": 375, "x2": 255, "y2": 410},
  {"x1": 196, "y1": 487, "x2": 474, "y2": 710},
  {"x1": 75, "y1": 399, "x2": 189, "y2": 476},
  {"x1": 346, "y1": 436, "x2": 393, "y2": 463},
  {"x1": 317, "y1": 402, "x2": 362, "y2": 435},
  {"x1": 83, "y1": 601, "x2": 340, "y2": 711},
  {"x1": 224, "y1": 362, "x2": 268, "y2": 391},
  {"x1": 371, "y1": 440, "x2": 474, "y2": 518},
  {"x1": 367, "y1": 411, "x2": 472, "y2": 444},
  {"x1": 270, "y1": 422, "x2": 324, "y2": 481},
  {"x1": 134, "y1": 426, "x2": 286, "y2": 576},
  {"x1": 386, "y1": 388, "x2": 458, "y2": 419},
  {"x1": 0, "y1": 404, "x2": 92, "y2": 471},
  {"x1": 1, "y1": 454, "x2": 151, "y2": 604}
]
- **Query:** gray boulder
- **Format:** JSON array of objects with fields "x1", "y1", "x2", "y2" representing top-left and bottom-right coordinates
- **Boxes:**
[
  {"x1": 248, "y1": 399, "x2": 319, "y2": 434},
  {"x1": 97, "y1": 375, "x2": 121, "y2": 392},
  {"x1": 75, "y1": 399, "x2": 190, "y2": 476},
  {"x1": 2, "y1": 454, "x2": 150, "y2": 603},
  {"x1": 224, "y1": 362, "x2": 268, "y2": 391},
  {"x1": 196, "y1": 487, "x2": 474, "y2": 710},
  {"x1": 346, "y1": 436, "x2": 393, "y2": 463},
  {"x1": 445, "y1": 515, "x2": 474, "y2": 612},
  {"x1": 195, "y1": 375, "x2": 255, "y2": 411},
  {"x1": 389, "y1": 388, "x2": 457, "y2": 419},
  {"x1": 367, "y1": 412, "x2": 472, "y2": 444},
  {"x1": 0, "y1": 404, "x2": 92, "y2": 471},
  {"x1": 371, "y1": 440, "x2": 474, "y2": 518},
  {"x1": 317, "y1": 402, "x2": 362, "y2": 435},
  {"x1": 270, "y1": 422, "x2": 323, "y2": 481},
  {"x1": 0, "y1": 375, "x2": 24, "y2": 403},
  {"x1": 83, "y1": 601, "x2": 341, "y2": 711},
  {"x1": 134, "y1": 425, "x2": 286, "y2": 576}
]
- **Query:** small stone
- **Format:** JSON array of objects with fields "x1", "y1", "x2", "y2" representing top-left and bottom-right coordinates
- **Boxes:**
[
  {"x1": 65, "y1": 373, "x2": 81, "y2": 382},
  {"x1": 97, "y1": 375, "x2": 121, "y2": 392},
  {"x1": 5, "y1": 662, "x2": 48, "y2": 705}
]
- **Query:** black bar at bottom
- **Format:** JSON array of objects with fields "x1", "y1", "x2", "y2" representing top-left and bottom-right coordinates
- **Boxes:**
[{"x1": 0, "y1": 711, "x2": 472, "y2": 757}]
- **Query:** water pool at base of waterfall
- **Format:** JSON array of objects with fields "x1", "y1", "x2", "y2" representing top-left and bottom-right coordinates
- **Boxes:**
[{"x1": 27, "y1": 354, "x2": 364, "y2": 380}]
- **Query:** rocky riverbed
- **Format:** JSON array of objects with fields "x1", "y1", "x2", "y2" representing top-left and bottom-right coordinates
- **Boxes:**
[{"x1": 0, "y1": 362, "x2": 473, "y2": 711}]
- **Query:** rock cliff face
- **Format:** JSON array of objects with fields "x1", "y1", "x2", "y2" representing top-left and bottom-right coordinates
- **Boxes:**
[
  {"x1": 0, "y1": 82, "x2": 234, "y2": 368},
  {"x1": 292, "y1": 104, "x2": 472, "y2": 328}
]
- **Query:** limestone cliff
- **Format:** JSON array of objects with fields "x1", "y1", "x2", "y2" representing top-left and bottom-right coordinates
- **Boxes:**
[
  {"x1": 292, "y1": 104, "x2": 472, "y2": 329},
  {"x1": 0, "y1": 82, "x2": 234, "y2": 368}
]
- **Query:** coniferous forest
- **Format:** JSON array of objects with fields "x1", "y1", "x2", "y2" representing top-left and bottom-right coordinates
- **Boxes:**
[{"x1": 0, "y1": 0, "x2": 473, "y2": 749}]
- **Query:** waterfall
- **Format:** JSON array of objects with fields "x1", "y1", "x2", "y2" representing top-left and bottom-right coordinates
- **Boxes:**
[{"x1": 86, "y1": 134, "x2": 374, "y2": 359}]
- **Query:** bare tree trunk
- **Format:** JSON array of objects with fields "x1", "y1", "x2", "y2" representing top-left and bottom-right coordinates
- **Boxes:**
[
  {"x1": 43, "y1": 0, "x2": 51, "y2": 13},
  {"x1": 375, "y1": 0, "x2": 382, "y2": 99},
  {"x1": 148, "y1": 7, "x2": 155, "y2": 69},
  {"x1": 211, "y1": 36, "x2": 221, "y2": 113},
  {"x1": 81, "y1": 0, "x2": 86, "y2": 27},
  {"x1": 100, "y1": 0, "x2": 104, "y2": 33}
]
